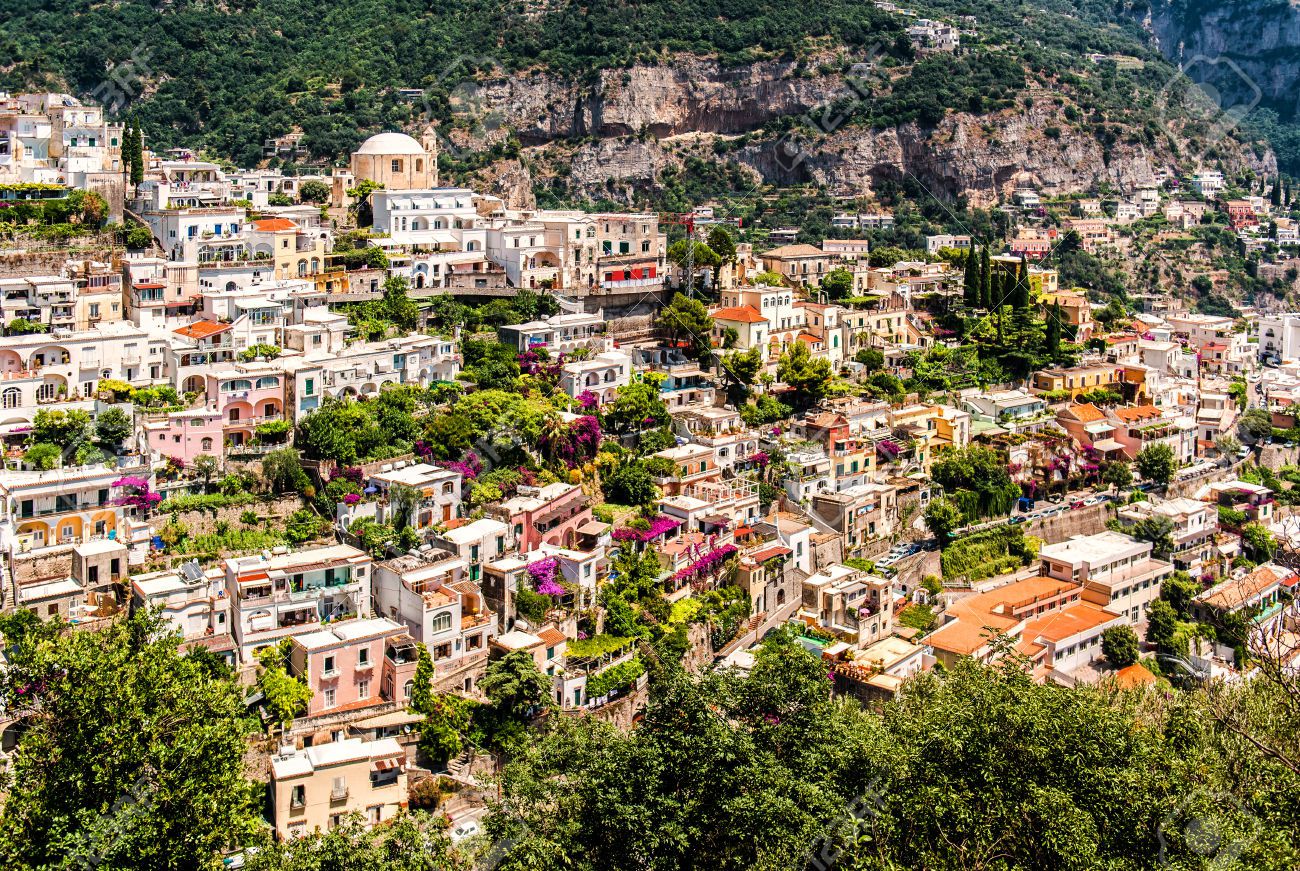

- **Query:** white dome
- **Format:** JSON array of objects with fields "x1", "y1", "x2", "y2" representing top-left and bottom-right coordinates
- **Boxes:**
[{"x1": 355, "y1": 132, "x2": 426, "y2": 156}]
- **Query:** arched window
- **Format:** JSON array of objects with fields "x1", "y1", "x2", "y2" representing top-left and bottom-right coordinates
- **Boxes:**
[
  {"x1": 415, "y1": 158, "x2": 423, "y2": 172},
  {"x1": 225, "y1": 379, "x2": 253, "y2": 392},
  {"x1": 225, "y1": 281, "x2": 237, "y2": 292},
  {"x1": 255, "y1": 377, "x2": 279, "y2": 389},
  {"x1": 201, "y1": 437, "x2": 214, "y2": 452},
  {"x1": 431, "y1": 612, "x2": 452, "y2": 633},
  {"x1": 403, "y1": 679, "x2": 414, "y2": 699},
  {"x1": 1, "y1": 388, "x2": 18, "y2": 409}
]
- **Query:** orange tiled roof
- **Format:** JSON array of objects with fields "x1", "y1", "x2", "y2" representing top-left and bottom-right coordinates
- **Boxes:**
[
  {"x1": 1113, "y1": 663, "x2": 1158, "y2": 689},
  {"x1": 1065, "y1": 402, "x2": 1105, "y2": 423},
  {"x1": 174, "y1": 320, "x2": 231, "y2": 340},
  {"x1": 251, "y1": 217, "x2": 298, "y2": 232},
  {"x1": 537, "y1": 627, "x2": 567, "y2": 647},
  {"x1": 711, "y1": 305, "x2": 766, "y2": 324}
]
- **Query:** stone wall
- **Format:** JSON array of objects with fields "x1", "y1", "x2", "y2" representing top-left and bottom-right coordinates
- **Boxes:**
[{"x1": 1021, "y1": 503, "x2": 1112, "y2": 544}]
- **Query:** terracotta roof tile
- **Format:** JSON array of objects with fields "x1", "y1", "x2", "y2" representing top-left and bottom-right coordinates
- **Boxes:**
[{"x1": 711, "y1": 305, "x2": 767, "y2": 324}]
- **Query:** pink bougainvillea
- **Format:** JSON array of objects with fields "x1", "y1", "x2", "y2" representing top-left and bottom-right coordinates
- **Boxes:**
[
  {"x1": 111, "y1": 476, "x2": 162, "y2": 512},
  {"x1": 612, "y1": 515, "x2": 682, "y2": 542},
  {"x1": 527, "y1": 556, "x2": 564, "y2": 596},
  {"x1": 342, "y1": 493, "x2": 362, "y2": 505},
  {"x1": 445, "y1": 451, "x2": 482, "y2": 481},
  {"x1": 673, "y1": 544, "x2": 738, "y2": 584},
  {"x1": 576, "y1": 390, "x2": 599, "y2": 411}
]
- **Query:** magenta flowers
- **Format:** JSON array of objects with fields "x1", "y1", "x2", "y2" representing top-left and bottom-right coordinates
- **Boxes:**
[
  {"x1": 611, "y1": 515, "x2": 682, "y2": 542},
  {"x1": 527, "y1": 557, "x2": 565, "y2": 596}
]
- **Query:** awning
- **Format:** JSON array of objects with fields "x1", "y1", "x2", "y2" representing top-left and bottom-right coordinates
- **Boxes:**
[
  {"x1": 1090, "y1": 438, "x2": 1125, "y2": 453},
  {"x1": 372, "y1": 756, "x2": 404, "y2": 772}
]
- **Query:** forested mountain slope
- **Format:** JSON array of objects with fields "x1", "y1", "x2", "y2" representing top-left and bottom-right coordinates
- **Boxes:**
[{"x1": 0, "y1": 0, "x2": 1285, "y2": 204}]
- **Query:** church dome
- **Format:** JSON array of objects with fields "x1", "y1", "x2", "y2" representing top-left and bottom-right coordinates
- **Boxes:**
[{"x1": 354, "y1": 132, "x2": 426, "y2": 156}]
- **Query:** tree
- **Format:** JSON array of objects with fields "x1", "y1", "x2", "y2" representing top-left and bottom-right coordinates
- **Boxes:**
[
  {"x1": 656, "y1": 292, "x2": 714, "y2": 360},
  {"x1": 1238, "y1": 408, "x2": 1274, "y2": 443},
  {"x1": 382, "y1": 275, "x2": 420, "y2": 333},
  {"x1": 925, "y1": 496, "x2": 965, "y2": 542},
  {"x1": 0, "y1": 611, "x2": 260, "y2": 870},
  {"x1": 477, "y1": 650, "x2": 552, "y2": 748},
  {"x1": 1045, "y1": 300, "x2": 1063, "y2": 358},
  {"x1": 603, "y1": 460, "x2": 658, "y2": 507},
  {"x1": 388, "y1": 482, "x2": 422, "y2": 530},
  {"x1": 284, "y1": 508, "x2": 325, "y2": 544},
  {"x1": 261, "y1": 447, "x2": 310, "y2": 494},
  {"x1": 298, "y1": 179, "x2": 331, "y2": 203},
  {"x1": 821, "y1": 267, "x2": 854, "y2": 301},
  {"x1": 706, "y1": 225, "x2": 736, "y2": 264},
  {"x1": 1161, "y1": 571, "x2": 1202, "y2": 620},
  {"x1": 5, "y1": 317, "x2": 47, "y2": 335},
  {"x1": 93, "y1": 406, "x2": 134, "y2": 450},
  {"x1": 30, "y1": 408, "x2": 90, "y2": 450},
  {"x1": 854, "y1": 347, "x2": 885, "y2": 371},
  {"x1": 979, "y1": 244, "x2": 992, "y2": 309},
  {"x1": 1101, "y1": 625, "x2": 1139, "y2": 667},
  {"x1": 193, "y1": 454, "x2": 219, "y2": 490},
  {"x1": 1101, "y1": 460, "x2": 1133, "y2": 491},
  {"x1": 1136, "y1": 442, "x2": 1177, "y2": 486},
  {"x1": 255, "y1": 640, "x2": 313, "y2": 730},
  {"x1": 1129, "y1": 515, "x2": 1176, "y2": 558},
  {"x1": 751, "y1": 270, "x2": 786, "y2": 287},
  {"x1": 1145, "y1": 598, "x2": 1179, "y2": 652},
  {"x1": 963, "y1": 243, "x2": 980, "y2": 307},
  {"x1": 718, "y1": 346, "x2": 762, "y2": 390},
  {"x1": 776, "y1": 342, "x2": 833, "y2": 404},
  {"x1": 24, "y1": 442, "x2": 62, "y2": 470},
  {"x1": 603, "y1": 377, "x2": 669, "y2": 437},
  {"x1": 1216, "y1": 434, "x2": 1242, "y2": 457},
  {"x1": 1243, "y1": 521, "x2": 1277, "y2": 561},
  {"x1": 244, "y1": 813, "x2": 456, "y2": 871}
]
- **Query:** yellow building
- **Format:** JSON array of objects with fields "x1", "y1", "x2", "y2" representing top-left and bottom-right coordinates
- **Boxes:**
[{"x1": 1032, "y1": 363, "x2": 1121, "y2": 399}]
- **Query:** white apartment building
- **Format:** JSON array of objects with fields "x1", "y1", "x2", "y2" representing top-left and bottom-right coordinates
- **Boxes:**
[{"x1": 1039, "y1": 531, "x2": 1172, "y2": 624}]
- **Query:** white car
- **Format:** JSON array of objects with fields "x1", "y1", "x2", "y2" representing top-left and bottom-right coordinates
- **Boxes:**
[{"x1": 450, "y1": 821, "x2": 481, "y2": 843}]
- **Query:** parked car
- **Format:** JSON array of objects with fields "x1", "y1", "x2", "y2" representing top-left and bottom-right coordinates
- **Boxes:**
[{"x1": 451, "y1": 821, "x2": 481, "y2": 843}]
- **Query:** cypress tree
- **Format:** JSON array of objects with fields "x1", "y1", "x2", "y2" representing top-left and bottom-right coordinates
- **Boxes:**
[
  {"x1": 1046, "y1": 301, "x2": 1063, "y2": 358},
  {"x1": 979, "y1": 246, "x2": 992, "y2": 310},
  {"x1": 128, "y1": 116, "x2": 144, "y2": 186},
  {"x1": 963, "y1": 245, "x2": 980, "y2": 308}
]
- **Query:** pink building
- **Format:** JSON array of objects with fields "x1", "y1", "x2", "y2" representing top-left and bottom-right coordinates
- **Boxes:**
[
  {"x1": 205, "y1": 366, "x2": 286, "y2": 447},
  {"x1": 493, "y1": 482, "x2": 592, "y2": 552},
  {"x1": 288, "y1": 617, "x2": 415, "y2": 718},
  {"x1": 143, "y1": 407, "x2": 225, "y2": 463}
]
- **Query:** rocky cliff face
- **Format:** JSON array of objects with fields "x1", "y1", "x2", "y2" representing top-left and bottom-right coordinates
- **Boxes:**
[
  {"x1": 453, "y1": 55, "x2": 1273, "y2": 206},
  {"x1": 1144, "y1": 0, "x2": 1300, "y2": 116}
]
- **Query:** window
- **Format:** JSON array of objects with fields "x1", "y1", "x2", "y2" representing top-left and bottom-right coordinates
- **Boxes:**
[
  {"x1": 358, "y1": 678, "x2": 370, "y2": 698},
  {"x1": 201, "y1": 437, "x2": 214, "y2": 452},
  {"x1": 358, "y1": 647, "x2": 370, "y2": 666},
  {"x1": 331, "y1": 776, "x2": 347, "y2": 799},
  {"x1": 304, "y1": 378, "x2": 315, "y2": 396},
  {"x1": 369, "y1": 805, "x2": 383, "y2": 824},
  {"x1": 391, "y1": 158, "x2": 403, "y2": 173},
  {"x1": 430, "y1": 612, "x2": 452, "y2": 633},
  {"x1": 323, "y1": 688, "x2": 336, "y2": 709},
  {"x1": 323, "y1": 655, "x2": 336, "y2": 675},
  {"x1": 290, "y1": 785, "x2": 305, "y2": 808}
]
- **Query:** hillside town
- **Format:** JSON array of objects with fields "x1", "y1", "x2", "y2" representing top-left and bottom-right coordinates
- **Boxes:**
[{"x1": 3, "y1": 89, "x2": 1300, "y2": 865}]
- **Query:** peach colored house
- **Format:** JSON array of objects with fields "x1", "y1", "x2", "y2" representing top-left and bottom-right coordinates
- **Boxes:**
[
  {"x1": 288, "y1": 617, "x2": 410, "y2": 718},
  {"x1": 270, "y1": 737, "x2": 407, "y2": 839}
]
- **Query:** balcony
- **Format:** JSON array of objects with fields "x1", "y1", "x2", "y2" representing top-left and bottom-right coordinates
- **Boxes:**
[{"x1": 330, "y1": 785, "x2": 349, "y2": 801}]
